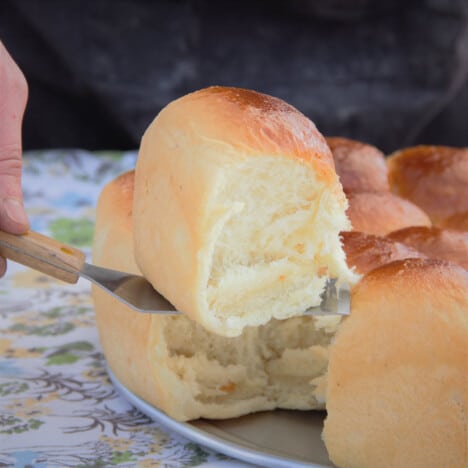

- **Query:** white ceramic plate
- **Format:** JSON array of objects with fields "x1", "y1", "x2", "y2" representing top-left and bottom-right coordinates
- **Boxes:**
[{"x1": 108, "y1": 368, "x2": 334, "y2": 468}]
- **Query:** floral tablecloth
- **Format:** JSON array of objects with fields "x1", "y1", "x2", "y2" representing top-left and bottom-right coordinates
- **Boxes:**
[{"x1": 0, "y1": 150, "x2": 251, "y2": 468}]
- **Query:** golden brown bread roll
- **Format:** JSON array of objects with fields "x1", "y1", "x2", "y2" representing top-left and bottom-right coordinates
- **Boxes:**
[
  {"x1": 340, "y1": 230, "x2": 425, "y2": 275},
  {"x1": 92, "y1": 170, "x2": 344, "y2": 421},
  {"x1": 346, "y1": 191, "x2": 431, "y2": 236},
  {"x1": 326, "y1": 136, "x2": 389, "y2": 194},
  {"x1": 387, "y1": 226, "x2": 468, "y2": 270},
  {"x1": 387, "y1": 145, "x2": 468, "y2": 224},
  {"x1": 323, "y1": 258, "x2": 468, "y2": 468},
  {"x1": 133, "y1": 86, "x2": 356, "y2": 337},
  {"x1": 440, "y1": 211, "x2": 468, "y2": 232}
]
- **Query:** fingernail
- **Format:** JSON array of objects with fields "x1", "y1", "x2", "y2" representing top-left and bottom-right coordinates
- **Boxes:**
[{"x1": 4, "y1": 198, "x2": 28, "y2": 226}]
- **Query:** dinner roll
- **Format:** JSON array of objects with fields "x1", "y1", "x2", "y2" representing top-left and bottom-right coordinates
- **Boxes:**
[
  {"x1": 340, "y1": 231, "x2": 424, "y2": 275},
  {"x1": 346, "y1": 191, "x2": 431, "y2": 236},
  {"x1": 323, "y1": 258, "x2": 468, "y2": 468},
  {"x1": 387, "y1": 145, "x2": 468, "y2": 224},
  {"x1": 133, "y1": 86, "x2": 356, "y2": 337},
  {"x1": 440, "y1": 211, "x2": 468, "y2": 232},
  {"x1": 92, "y1": 170, "x2": 344, "y2": 421},
  {"x1": 326, "y1": 136, "x2": 389, "y2": 193},
  {"x1": 387, "y1": 226, "x2": 468, "y2": 270}
]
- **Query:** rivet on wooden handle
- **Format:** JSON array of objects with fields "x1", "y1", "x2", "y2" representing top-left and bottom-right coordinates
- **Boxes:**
[{"x1": 0, "y1": 230, "x2": 86, "y2": 284}]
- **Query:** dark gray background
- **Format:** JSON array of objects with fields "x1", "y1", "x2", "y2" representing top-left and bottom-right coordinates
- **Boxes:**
[{"x1": 1, "y1": 0, "x2": 468, "y2": 153}]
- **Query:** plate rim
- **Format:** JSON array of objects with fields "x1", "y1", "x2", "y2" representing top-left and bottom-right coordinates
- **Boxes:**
[{"x1": 107, "y1": 367, "x2": 332, "y2": 468}]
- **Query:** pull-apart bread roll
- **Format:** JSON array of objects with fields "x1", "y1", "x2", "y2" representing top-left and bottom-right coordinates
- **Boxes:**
[
  {"x1": 387, "y1": 226, "x2": 468, "y2": 270},
  {"x1": 323, "y1": 258, "x2": 468, "y2": 468},
  {"x1": 92, "y1": 170, "x2": 344, "y2": 421},
  {"x1": 387, "y1": 145, "x2": 468, "y2": 224},
  {"x1": 133, "y1": 87, "x2": 356, "y2": 336},
  {"x1": 326, "y1": 137, "x2": 389, "y2": 194},
  {"x1": 340, "y1": 231, "x2": 424, "y2": 275},
  {"x1": 345, "y1": 191, "x2": 431, "y2": 236}
]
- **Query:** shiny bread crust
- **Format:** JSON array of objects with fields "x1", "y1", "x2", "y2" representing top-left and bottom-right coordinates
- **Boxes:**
[
  {"x1": 326, "y1": 136, "x2": 389, "y2": 194},
  {"x1": 346, "y1": 191, "x2": 431, "y2": 236},
  {"x1": 387, "y1": 145, "x2": 468, "y2": 224},
  {"x1": 324, "y1": 258, "x2": 468, "y2": 468}
]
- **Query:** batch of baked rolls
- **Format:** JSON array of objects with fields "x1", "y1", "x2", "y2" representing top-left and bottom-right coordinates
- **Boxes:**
[{"x1": 91, "y1": 87, "x2": 467, "y2": 468}]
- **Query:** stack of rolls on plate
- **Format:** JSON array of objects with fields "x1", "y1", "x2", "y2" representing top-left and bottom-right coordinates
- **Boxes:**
[
  {"x1": 91, "y1": 87, "x2": 467, "y2": 468},
  {"x1": 93, "y1": 87, "x2": 358, "y2": 420}
]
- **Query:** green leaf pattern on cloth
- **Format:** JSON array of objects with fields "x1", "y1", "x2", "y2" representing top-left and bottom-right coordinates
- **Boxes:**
[
  {"x1": 49, "y1": 218, "x2": 95, "y2": 247},
  {"x1": 0, "y1": 150, "x2": 244, "y2": 467}
]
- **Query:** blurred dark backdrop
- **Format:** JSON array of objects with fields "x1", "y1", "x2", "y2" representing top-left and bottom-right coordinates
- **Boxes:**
[{"x1": 1, "y1": 0, "x2": 468, "y2": 153}]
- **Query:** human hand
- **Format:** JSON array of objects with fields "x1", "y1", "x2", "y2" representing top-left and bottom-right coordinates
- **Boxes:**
[{"x1": 0, "y1": 41, "x2": 29, "y2": 277}]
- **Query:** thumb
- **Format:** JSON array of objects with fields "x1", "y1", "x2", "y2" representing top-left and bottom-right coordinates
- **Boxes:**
[
  {"x1": 0, "y1": 41, "x2": 29, "y2": 234},
  {"x1": 0, "y1": 196, "x2": 29, "y2": 234},
  {"x1": 0, "y1": 150, "x2": 29, "y2": 234}
]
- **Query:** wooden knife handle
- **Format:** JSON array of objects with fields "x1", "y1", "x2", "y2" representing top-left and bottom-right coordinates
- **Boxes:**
[{"x1": 0, "y1": 230, "x2": 86, "y2": 284}]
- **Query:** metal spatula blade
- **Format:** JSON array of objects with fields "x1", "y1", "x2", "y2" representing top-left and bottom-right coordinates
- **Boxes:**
[
  {"x1": 80, "y1": 262, "x2": 177, "y2": 314},
  {"x1": 0, "y1": 230, "x2": 350, "y2": 316}
]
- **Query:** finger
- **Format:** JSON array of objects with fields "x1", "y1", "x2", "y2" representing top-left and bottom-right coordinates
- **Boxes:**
[
  {"x1": 0, "y1": 41, "x2": 29, "y2": 234},
  {"x1": 0, "y1": 140, "x2": 29, "y2": 233},
  {"x1": 0, "y1": 256, "x2": 6, "y2": 278},
  {"x1": 0, "y1": 194, "x2": 29, "y2": 233}
]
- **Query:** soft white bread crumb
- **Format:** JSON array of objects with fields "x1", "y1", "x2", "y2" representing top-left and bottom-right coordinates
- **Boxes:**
[
  {"x1": 92, "y1": 170, "x2": 344, "y2": 421},
  {"x1": 323, "y1": 258, "x2": 468, "y2": 468},
  {"x1": 133, "y1": 86, "x2": 356, "y2": 336}
]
